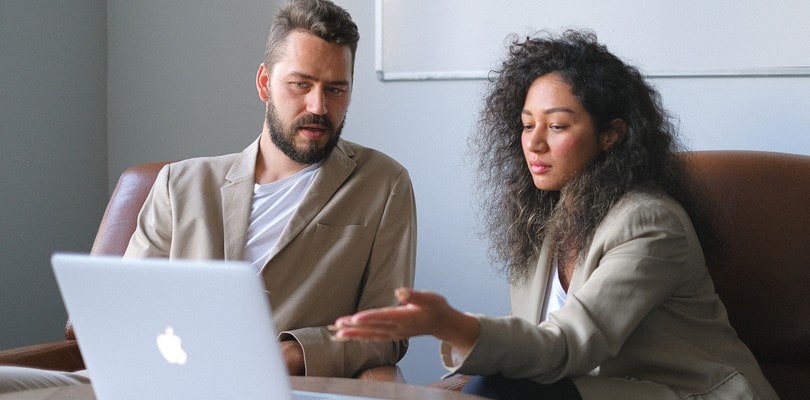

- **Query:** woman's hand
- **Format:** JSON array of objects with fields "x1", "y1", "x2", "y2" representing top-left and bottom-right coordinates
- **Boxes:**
[{"x1": 331, "y1": 288, "x2": 481, "y2": 354}]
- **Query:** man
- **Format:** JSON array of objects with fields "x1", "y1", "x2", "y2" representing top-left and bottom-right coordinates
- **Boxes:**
[
  {"x1": 0, "y1": 0, "x2": 415, "y2": 392},
  {"x1": 125, "y1": 0, "x2": 415, "y2": 378}
]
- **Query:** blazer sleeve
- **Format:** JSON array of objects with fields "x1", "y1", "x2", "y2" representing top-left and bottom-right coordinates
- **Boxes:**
[
  {"x1": 124, "y1": 164, "x2": 173, "y2": 258},
  {"x1": 451, "y1": 195, "x2": 693, "y2": 382}
]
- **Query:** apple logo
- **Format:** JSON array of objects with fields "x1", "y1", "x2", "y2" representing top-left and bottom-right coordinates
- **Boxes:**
[{"x1": 156, "y1": 327, "x2": 188, "y2": 365}]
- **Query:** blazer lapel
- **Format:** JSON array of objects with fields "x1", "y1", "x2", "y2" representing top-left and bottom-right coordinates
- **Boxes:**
[
  {"x1": 510, "y1": 242, "x2": 554, "y2": 323},
  {"x1": 221, "y1": 138, "x2": 260, "y2": 261},
  {"x1": 261, "y1": 140, "x2": 356, "y2": 266}
]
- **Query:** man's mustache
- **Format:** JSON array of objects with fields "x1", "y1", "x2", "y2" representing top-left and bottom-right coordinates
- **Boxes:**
[{"x1": 293, "y1": 114, "x2": 335, "y2": 133}]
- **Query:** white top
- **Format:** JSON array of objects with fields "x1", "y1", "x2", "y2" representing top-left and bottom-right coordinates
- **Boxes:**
[
  {"x1": 544, "y1": 260, "x2": 568, "y2": 321},
  {"x1": 243, "y1": 163, "x2": 320, "y2": 271}
]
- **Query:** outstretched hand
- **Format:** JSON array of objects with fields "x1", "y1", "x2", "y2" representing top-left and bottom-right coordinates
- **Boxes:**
[{"x1": 331, "y1": 288, "x2": 480, "y2": 353}]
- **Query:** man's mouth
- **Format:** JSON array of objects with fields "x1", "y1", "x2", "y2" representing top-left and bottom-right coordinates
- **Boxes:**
[{"x1": 299, "y1": 125, "x2": 328, "y2": 140}]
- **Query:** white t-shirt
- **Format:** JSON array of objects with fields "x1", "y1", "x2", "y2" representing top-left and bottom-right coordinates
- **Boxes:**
[
  {"x1": 242, "y1": 163, "x2": 320, "y2": 271},
  {"x1": 543, "y1": 259, "x2": 568, "y2": 321}
]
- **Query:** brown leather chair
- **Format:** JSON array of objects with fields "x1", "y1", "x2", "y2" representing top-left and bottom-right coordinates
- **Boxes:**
[
  {"x1": 687, "y1": 150, "x2": 809, "y2": 400},
  {"x1": 431, "y1": 151, "x2": 810, "y2": 399},
  {"x1": 0, "y1": 161, "x2": 404, "y2": 382}
]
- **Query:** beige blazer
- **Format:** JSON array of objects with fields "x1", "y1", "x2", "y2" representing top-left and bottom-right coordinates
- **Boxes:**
[
  {"x1": 446, "y1": 191, "x2": 777, "y2": 399},
  {"x1": 125, "y1": 138, "x2": 416, "y2": 378}
]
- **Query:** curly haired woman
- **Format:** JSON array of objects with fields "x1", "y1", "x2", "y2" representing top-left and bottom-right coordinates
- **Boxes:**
[{"x1": 333, "y1": 30, "x2": 777, "y2": 400}]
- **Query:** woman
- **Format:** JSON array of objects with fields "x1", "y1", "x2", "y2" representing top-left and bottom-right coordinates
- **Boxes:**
[{"x1": 332, "y1": 31, "x2": 777, "y2": 399}]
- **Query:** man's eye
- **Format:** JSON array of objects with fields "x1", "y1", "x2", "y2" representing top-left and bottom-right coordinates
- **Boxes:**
[
  {"x1": 291, "y1": 82, "x2": 309, "y2": 89},
  {"x1": 326, "y1": 87, "x2": 347, "y2": 96}
]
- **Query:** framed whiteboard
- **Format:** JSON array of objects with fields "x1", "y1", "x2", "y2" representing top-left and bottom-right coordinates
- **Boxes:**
[{"x1": 375, "y1": 0, "x2": 810, "y2": 81}]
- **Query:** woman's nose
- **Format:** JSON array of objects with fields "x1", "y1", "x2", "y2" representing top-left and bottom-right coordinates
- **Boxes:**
[{"x1": 523, "y1": 130, "x2": 547, "y2": 152}]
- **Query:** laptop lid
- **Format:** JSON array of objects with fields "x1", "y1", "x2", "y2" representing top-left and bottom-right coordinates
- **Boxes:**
[{"x1": 52, "y1": 253, "x2": 296, "y2": 400}]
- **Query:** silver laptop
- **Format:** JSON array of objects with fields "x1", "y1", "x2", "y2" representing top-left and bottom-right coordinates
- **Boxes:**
[{"x1": 51, "y1": 253, "x2": 382, "y2": 400}]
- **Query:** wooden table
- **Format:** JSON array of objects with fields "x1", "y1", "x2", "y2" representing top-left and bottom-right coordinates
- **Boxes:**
[{"x1": 0, "y1": 376, "x2": 484, "y2": 400}]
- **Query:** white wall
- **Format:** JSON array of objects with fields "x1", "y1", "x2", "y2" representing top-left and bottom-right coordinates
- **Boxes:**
[{"x1": 3, "y1": 0, "x2": 808, "y2": 386}]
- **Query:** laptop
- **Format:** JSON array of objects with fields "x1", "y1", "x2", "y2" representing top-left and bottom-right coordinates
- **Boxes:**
[{"x1": 51, "y1": 253, "x2": 383, "y2": 400}]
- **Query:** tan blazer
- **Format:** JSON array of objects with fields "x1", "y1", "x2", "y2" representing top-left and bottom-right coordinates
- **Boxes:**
[
  {"x1": 125, "y1": 138, "x2": 416, "y2": 378},
  {"x1": 446, "y1": 191, "x2": 777, "y2": 399}
]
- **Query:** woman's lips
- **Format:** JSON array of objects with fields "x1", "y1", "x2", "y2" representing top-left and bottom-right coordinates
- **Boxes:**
[{"x1": 529, "y1": 161, "x2": 550, "y2": 174}]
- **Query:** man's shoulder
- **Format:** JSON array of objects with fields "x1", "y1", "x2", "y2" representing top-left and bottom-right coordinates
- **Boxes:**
[
  {"x1": 169, "y1": 152, "x2": 238, "y2": 169},
  {"x1": 338, "y1": 139, "x2": 406, "y2": 173},
  {"x1": 162, "y1": 152, "x2": 241, "y2": 182}
]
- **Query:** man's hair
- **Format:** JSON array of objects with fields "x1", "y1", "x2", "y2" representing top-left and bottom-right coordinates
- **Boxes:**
[
  {"x1": 263, "y1": 0, "x2": 359, "y2": 72},
  {"x1": 471, "y1": 30, "x2": 718, "y2": 284}
]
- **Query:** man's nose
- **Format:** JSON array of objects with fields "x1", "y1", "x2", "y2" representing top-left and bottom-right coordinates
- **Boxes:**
[{"x1": 306, "y1": 90, "x2": 327, "y2": 115}]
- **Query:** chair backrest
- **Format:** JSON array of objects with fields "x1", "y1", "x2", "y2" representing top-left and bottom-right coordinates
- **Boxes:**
[
  {"x1": 65, "y1": 161, "x2": 169, "y2": 339},
  {"x1": 90, "y1": 162, "x2": 170, "y2": 256},
  {"x1": 685, "y1": 150, "x2": 810, "y2": 397}
]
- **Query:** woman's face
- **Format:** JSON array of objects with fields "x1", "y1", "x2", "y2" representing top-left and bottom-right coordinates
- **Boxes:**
[{"x1": 521, "y1": 73, "x2": 607, "y2": 191}]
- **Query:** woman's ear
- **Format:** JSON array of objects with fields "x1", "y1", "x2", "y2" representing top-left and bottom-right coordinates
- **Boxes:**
[{"x1": 600, "y1": 118, "x2": 627, "y2": 151}]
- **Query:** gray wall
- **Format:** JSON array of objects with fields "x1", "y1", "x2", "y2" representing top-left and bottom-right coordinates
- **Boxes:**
[
  {"x1": 1, "y1": 1, "x2": 108, "y2": 348},
  {"x1": 2, "y1": 0, "x2": 809, "y2": 386},
  {"x1": 106, "y1": 0, "x2": 274, "y2": 189}
]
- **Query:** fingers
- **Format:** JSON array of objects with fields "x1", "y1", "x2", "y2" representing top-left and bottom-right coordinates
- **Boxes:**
[
  {"x1": 395, "y1": 287, "x2": 411, "y2": 303},
  {"x1": 329, "y1": 288, "x2": 446, "y2": 343},
  {"x1": 329, "y1": 320, "x2": 404, "y2": 342},
  {"x1": 394, "y1": 288, "x2": 446, "y2": 309}
]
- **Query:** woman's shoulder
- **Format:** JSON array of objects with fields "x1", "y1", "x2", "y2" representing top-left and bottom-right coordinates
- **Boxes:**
[
  {"x1": 601, "y1": 189, "x2": 693, "y2": 234},
  {"x1": 613, "y1": 189, "x2": 685, "y2": 214}
]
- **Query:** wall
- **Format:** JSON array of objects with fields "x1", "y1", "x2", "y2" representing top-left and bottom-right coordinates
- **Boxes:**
[
  {"x1": 0, "y1": 1, "x2": 108, "y2": 348},
  {"x1": 2, "y1": 0, "x2": 809, "y2": 386},
  {"x1": 105, "y1": 0, "x2": 275, "y2": 188}
]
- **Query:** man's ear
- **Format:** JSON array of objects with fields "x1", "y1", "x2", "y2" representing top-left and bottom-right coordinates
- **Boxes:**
[
  {"x1": 600, "y1": 118, "x2": 626, "y2": 151},
  {"x1": 256, "y1": 63, "x2": 270, "y2": 102}
]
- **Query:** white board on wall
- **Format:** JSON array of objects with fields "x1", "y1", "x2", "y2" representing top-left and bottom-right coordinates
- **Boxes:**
[{"x1": 375, "y1": 0, "x2": 810, "y2": 81}]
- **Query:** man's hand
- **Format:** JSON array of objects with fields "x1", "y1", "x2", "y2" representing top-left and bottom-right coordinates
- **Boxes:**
[{"x1": 280, "y1": 340, "x2": 305, "y2": 376}]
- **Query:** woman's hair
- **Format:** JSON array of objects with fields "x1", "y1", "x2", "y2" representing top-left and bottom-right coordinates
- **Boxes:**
[
  {"x1": 263, "y1": 0, "x2": 359, "y2": 73},
  {"x1": 472, "y1": 30, "x2": 718, "y2": 284}
]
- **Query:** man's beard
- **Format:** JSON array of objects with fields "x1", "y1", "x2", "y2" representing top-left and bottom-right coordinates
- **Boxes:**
[{"x1": 266, "y1": 102, "x2": 343, "y2": 165}]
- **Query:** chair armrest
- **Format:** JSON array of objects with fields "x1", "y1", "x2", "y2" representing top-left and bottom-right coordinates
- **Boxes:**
[
  {"x1": 427, "y1": 374, "x2": 470, "y2": 391},
  {"x1": 0, "y1": 340, "x2": 84, "y2": 372},
  {"x1": 353, "y1": 365, "x2": 406, "y2": 383}
]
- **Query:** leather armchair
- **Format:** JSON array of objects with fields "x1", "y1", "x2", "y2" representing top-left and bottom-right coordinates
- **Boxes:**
[
  {"x1": 430, "y1": 151, "x2": 810, "y2": 399},
  {"x1": 0, "y1": 161, "x2": 405, "y2": 382}
]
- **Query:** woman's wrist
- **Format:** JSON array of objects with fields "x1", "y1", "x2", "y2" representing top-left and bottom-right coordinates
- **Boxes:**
[{"x1": 437, "y1": 311, "x2": 481, "y2": 354}]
